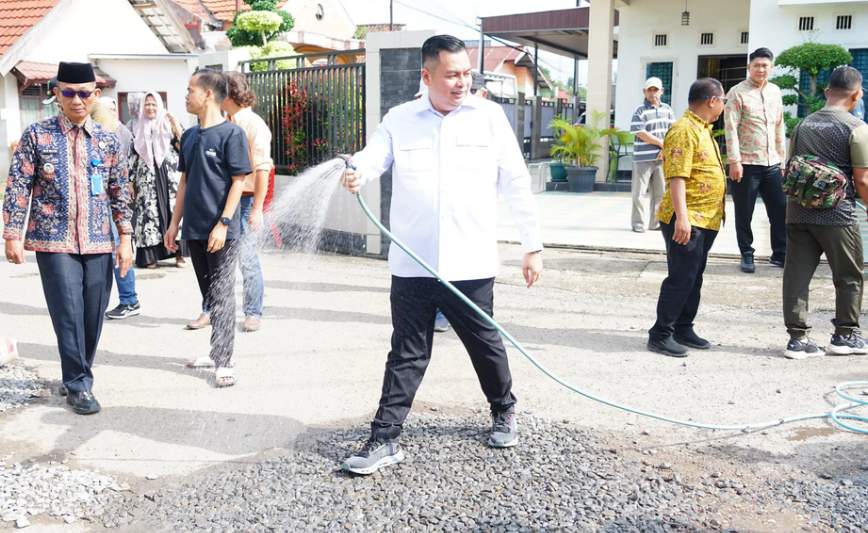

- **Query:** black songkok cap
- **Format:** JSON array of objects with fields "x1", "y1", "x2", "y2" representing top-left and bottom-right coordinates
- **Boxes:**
[{"x1": 56, "y1": 62, "x2": 95, "y2": 84}]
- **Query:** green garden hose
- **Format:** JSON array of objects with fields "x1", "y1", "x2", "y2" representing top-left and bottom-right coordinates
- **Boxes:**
[{"x1": 353, "y1": 189, "x2": 868, "y2": 435}]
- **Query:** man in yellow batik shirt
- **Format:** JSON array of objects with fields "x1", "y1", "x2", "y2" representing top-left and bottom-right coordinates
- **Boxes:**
[{"x1": 648, "y1": 78, "x2": 727, "y2": 358}]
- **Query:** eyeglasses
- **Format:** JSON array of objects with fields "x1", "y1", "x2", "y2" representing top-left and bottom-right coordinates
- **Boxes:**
[
  {"x1": 59, "y1": 89, "x2": 94, "y2": 100},
  {"x1": 703, "y1": 95, "x2": 728, "y2": 104}
]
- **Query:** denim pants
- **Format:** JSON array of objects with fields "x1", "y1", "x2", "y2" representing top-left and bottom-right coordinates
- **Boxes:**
[
  {"x1": 203, "y1": 196, "x2": 264, "y2": 317},
  {"x1": 110, "y1": 221, "x2": 138, "y2": 306}
]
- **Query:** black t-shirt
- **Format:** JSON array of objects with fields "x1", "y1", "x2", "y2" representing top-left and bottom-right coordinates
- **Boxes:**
[{"x1": 178, "y1": 120, "x2": 251, "y2": 240}]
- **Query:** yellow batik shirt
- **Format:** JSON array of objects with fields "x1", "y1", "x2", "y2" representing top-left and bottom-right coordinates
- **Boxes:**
[{"x1": 657, "y1": 110, "x2": 726, "y2": 231}]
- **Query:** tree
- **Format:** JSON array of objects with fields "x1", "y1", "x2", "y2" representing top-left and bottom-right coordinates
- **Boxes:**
[
  {"x1": 770, "y1": 43, "x2": 852, "y2": 134},
  {"x1": 227, "y1": 0, "x2": 294, "y2": 47}
]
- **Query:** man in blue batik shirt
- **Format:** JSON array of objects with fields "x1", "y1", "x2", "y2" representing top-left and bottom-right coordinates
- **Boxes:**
[{"x1": 3, "y1": 62, "x2": 133, "y2": 415}]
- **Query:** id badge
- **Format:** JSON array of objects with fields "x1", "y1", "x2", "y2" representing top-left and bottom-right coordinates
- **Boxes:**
[{"x1": 90, "y1": 173, "x2": 103, "y2": 196}]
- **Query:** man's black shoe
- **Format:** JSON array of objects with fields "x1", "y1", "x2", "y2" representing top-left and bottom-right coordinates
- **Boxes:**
[
  {"x1": 647, "y1": 337, "x2": 688, "y2": 357},
  {"x1": 58, "y1": 384, "x2": 68, "y2": 396},
  {"x1": 769, "y1": 255, "x2": 785, "y2": 268},
  {"x1": 740, "y1": 253, "x2": 755, "y2": 273},
  {"x1": 66, "y1": 391, "x2": 101, "y2": 415},
  {"x1": 674, "y1": 329, "x2": 710, "y2": 349}
]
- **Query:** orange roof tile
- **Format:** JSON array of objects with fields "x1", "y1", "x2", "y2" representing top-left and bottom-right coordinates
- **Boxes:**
[
  {"x1": 171, "y1": 0, "x2": 216, "y2": 22},
  {"x1": 200, "y1": 0, "x2": 247, "y2": 24},
  {"x1": 0, "y1": 0, "x2": 59, "y2": 56},
  {"x1": 465, "y1": 45, "x2": 525, "y2": 71},
  {"x1": 13, "y1": 60, "x2": 116, "y2": 88}
]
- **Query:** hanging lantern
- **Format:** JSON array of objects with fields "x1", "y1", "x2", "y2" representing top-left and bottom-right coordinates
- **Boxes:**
[{"x1": 682, "y1": 0, "x2": 690, "y2": 26}]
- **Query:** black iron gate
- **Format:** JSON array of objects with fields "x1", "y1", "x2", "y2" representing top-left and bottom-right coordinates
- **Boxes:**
[{"x1": 240, "y1": 51, "x2": 365, "y2": 175}]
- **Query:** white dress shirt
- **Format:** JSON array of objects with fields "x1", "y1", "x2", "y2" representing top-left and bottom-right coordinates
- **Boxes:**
[{"x1": 352, "y1": 94, "x2": 542, "y2": 281}]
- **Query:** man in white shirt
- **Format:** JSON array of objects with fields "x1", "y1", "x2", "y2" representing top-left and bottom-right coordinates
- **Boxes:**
[{"x1": 340, "y1": 35, "x2": 543, "y2": 475}]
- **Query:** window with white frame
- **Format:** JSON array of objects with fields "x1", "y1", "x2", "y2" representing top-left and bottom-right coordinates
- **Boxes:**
[
  {"x1": 740, "y1": 31, "x2": 749, "y2": 45},
  {"x1": 798, "y1": 16, "x2": 814, "y2": 31},
  {"x1": 700, "y1": 33, "x2": 714, "y2": 46},
  {"x1": 653, "y1": 33, "x2": 668, "y2": 47}
]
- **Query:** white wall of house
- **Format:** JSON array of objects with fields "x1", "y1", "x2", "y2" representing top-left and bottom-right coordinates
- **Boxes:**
[
  {"x1": 0, "y1": 0, "x2": 173, "y2": 172},
  {"x1": 197, "y1": 48, "x2": 253, "y2": 72},
  {"x1": 0, "y1": 75, "x2": 22, "y2": 174},
  {"x1": 748, "y1": 1, "x2": 868, "y2": 58},
  {"x1": 614, "y1": 0, "x2": 750, "y2": 133},
  {"x1": 92, "y1": 56, "x2": 199, "y2": 128},
  {"x1": 20, "y1": 0, "x2": 166, "y2": 64}
]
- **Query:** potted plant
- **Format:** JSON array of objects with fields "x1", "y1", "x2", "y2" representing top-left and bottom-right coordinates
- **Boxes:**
[
  {"x1": 549, "y1": 160, "x2": 568, "y2": 182},
  {"x1": 550, "y1": 111, "x2": 622, "y2": 193}
]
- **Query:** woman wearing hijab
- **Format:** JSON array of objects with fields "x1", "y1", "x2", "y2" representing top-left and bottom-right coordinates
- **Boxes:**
[{"x1": 130, "y1": 91, "x2": 186, "y2": 268}]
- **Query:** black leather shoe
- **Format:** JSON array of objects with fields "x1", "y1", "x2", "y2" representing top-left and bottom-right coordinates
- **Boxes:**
[
  {"x1": 769, "y1": 255, "x2": 785, "y2": 268},
  {"x1": 647, "y1": 337, "x2": 688, "y2": 357},
  {"x1": 66, "y1": 391, "x2": 101, "y2": 415},
  {"x1": 740, "y1": 253, "x2": 755, "y2": 273},
  {"x1": 674, "y1": 329, "x2": 711, "y2": 349}
]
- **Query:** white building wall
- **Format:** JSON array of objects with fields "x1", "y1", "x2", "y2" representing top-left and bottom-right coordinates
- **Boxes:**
[
  {"x1": 0, "y1": 75, "x2": 22, "y2": 175},
  {"x1": 748, "y1": 0, "x2": 868, "y2": 59},
  {"x1": 92, "y1": 57, "x2": 199, "y2": 128},
  {"x1": 0, "y1": 0, "x2": 172, "y2": 171},
  {"x1": 197, "y1": 49, "x2": 253, "y2": 72},
  {"x1": 22, "y1": 0, "x2": 167, "y2": 64},
  {"x1": 614, "y1": 0, "x2": 750, "y2": 132}
]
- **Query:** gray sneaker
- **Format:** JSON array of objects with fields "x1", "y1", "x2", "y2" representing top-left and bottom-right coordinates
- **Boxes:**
[
  {"x1": 827, "y1": 331, "x2": 868, "y2": 356},
  {"x1": 434, "y1": 311, "x2": 450, "y2": 332},
  {"x1": 341, "y1": 439, "x2": 404, "y2": 475},
  {"x1": 488, "y1": 410, "x2": 518, "y2": 448}
]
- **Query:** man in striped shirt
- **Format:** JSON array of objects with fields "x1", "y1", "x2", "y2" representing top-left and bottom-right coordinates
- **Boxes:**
[{"x1": 630, "y1": 77, "x2": 676, "y2": 232}]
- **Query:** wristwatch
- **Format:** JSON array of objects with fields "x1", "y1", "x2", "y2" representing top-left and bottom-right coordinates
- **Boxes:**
[{"x1": 219, "y1": 216, "x2": 231, "y2": 226}]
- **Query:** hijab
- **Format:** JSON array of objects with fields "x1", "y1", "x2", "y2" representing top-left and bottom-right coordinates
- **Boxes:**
[{"x1": 132, "y1": 91, "x2": 173, "y2": 171}]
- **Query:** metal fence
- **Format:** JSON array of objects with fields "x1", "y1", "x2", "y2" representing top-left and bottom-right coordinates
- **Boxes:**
[
  {"x1": 491, "y1": 95, "x2": 585, "y2": 160},
  {"x1": 239, "y1": 51, "x2": 365, "y2": 174}
]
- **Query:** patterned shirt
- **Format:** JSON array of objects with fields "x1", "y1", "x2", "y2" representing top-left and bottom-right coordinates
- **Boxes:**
[
  {"x1": 630, "y1": 100, "x2": 675, "y2": 162},
  {"x1": 2, "y1": 114, "x2": 132, "y2": 254},
  {"x1": 724, "y1": 78, "x2": 786, "y2": 166},
  {"x1": 786, "y1": 108, "x2": 868, "y2": 226},
  {"x1": 657, "y1": 110, "x2": 727, "y2": 231}
]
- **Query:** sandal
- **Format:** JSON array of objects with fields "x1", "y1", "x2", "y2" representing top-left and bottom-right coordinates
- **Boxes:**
[
  {"x1": 185, "y1": 356, "x2": 214, "y2": 369},
  {"x1": 214, "y1": 366, "x2": 236, "y2": 388}
]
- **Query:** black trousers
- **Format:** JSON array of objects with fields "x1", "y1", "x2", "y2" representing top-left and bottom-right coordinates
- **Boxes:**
[
  {"x1": 730, "y1": 164, "x2": 787, "y2": 258},
  {"x1": 187, "y1": 239, "x2": 238, "y2": 367},
  {"x1": 36, "y1": 252, "x2": 113, "y2": 393},
  {"x1": 649, "y1": 219, "x2": 718, "y2": 341},
  {"x1": 371, "y1": 276, "x2": 516, "y2": 441}
]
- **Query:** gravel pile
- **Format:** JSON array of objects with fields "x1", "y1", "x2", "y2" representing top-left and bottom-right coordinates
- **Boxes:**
[
  {"x1": 95, "y1": 415, "x2": 745, "y2": 532},
  {"x1": 770, "y1": 476, "x2": 868, "y2": 532},
  {"x1": 0, "y1": 361, "x2": 45, "y2": 413},
  {"x1": 0, "y1": 461, "x2": 126, "y2": 528}
]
